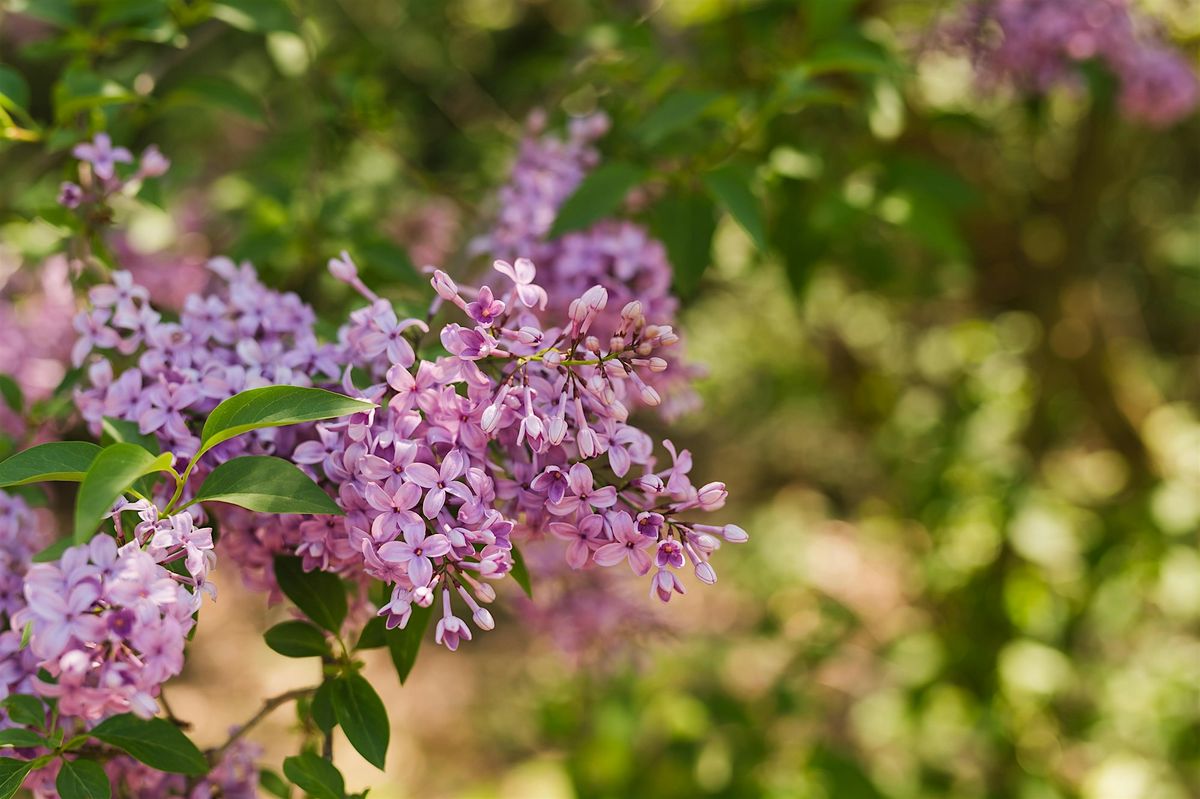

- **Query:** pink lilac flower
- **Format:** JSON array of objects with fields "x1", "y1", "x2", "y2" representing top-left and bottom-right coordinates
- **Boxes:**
[
  {"x1": 11, "y1": 503, "x2": 212, "y2": 722},
  {"x1": 943, "y1": 0, "x2": 1200, "y2": 127}
]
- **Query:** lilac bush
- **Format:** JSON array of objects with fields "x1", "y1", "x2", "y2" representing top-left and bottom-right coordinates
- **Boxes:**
[{"x1": 0, "y1": 125, "x2": 744, "y2": 796}]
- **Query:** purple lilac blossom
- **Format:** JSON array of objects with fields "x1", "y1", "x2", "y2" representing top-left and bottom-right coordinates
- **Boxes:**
[
  {"x1": 11, "y1": 501, "x2": 213, "y2": 721},
  {"x1": 943, "y1": 0, "x2": 1200, "y2": 128}
]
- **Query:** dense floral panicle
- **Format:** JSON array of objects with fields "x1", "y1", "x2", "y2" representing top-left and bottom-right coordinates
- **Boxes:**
[
  {"x1": 11, "y1": 502, "x2": 211, "y2": 722},
  {"x1": 68, "y1": 121, "x2": 744, "y2": 654},
  {"x1": 476, "y1": 114, "x2": 699, "y2": 417},
  {"x1": 0, "y1": 491, "x2": 51, "y2": 726},
  {"x1": 474, "y1": 111, "x2": 609, "y2": 260},
  {"x1": 943, "y1": 0, "x2": 1200, "y2": 127},
  {"x1": 74, "y1": 260, "x2": 340, "y2": 464}
]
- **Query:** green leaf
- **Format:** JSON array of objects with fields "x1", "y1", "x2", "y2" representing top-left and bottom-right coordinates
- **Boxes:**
[
  {"x1": 273, "y1": 556, "x2": 348, "y2": 634},
  {"x1": 510, "y1": 545, "x2": 533, "y2": 599},
  {"x1": 0, "y1": 67, "x2": 30, "y2": 116},
  {"x1": 56, "y1": 759, "x2": 110, "y2": 799},
  {"x1": 100, "y1": 417, "x2": 160, "y2": 454},
  {"x1": 74, "y1": 444, "x2": 173, "y2": 542},
  {"x1": 704, "y1": 165, "x2": 767, "y2": 249},
  {"x1": 32, "y1": 538, "x2": 72, "y2": 563},
  {"x1": 385, "y1": 600, "x2": 434, "y2": 684},
  {"x1": 210, "y1": 0, "x2": 297, "y2": 32},
  {"x1": 1, "y1": 695, "x2": 44, "y2": 728},
  {"x1": 0, "y1": 729, "x2": 44, "y2": 748},
  {"x1": 331, "y1": 673, "x2": 390, "y2": 770},
  {"x1": 100, "y1": 418, "x2": 161, "y2": 497},
  {"x1": 263, "y1": 620, "x2": 330, "y2": 658},
  {"x1": 282, "y1": 752, "x2": 345, "y2": 799},
  {"x1": 0, "y1": 758, "x2": 34, "y2": 799},
  {"x1": 354, "y1": 617, "x2": 386, "y2": 650},
  {"x1": 90, "y1": 714, "x2": 207, "y2": 775},
  {"x1": 635, "y1": 90, "x2": 721, "y2": 145},
  {"x1": 0, "y1": 442, "x2": 101, "y2": 487},
  {"x1": 260, "y1": 768, "x2": 291, "y2": 798},
  {"x1": 547, "y1": 162, "x2": 646, "y2": 239},
  {"x1": 198, "y1": 386, "x2": 373, "y2": 461},
  {"x1": 167, "y1": 76, "x2": 265, "y2": 124},
  {"x1": 0, "y1": 375, "x2": 22, "y2": 414},
  {"x1": 310, "y1": 680, "x2": 336, "y2": 733},
  {"x1": 193, "y1": 456, "x2": 341, "y2": 515},
  {"x1": 650, "y1": 190, "x2": 716, "y2": 297}
]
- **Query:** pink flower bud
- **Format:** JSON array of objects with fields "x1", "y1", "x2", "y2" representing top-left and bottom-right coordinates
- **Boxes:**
[
  {"x1": 697, "y1": 481, "x2": 728, "y2": 510},
  {"x1": 472, "y1": 607, "x2": 495, "y2": 630},
  {"x1": 547, "y1": 415, "x2": 568, "y2": 446},
  {"x1": 694, "y1": 561, "x2": 717, "y2": 585},
  {"x1": 577, "y1": 426, "x2": 601, "y2": 459},
  {"x1": 431, "y1": 269, "x2": 459, "y2": 300},
  {"x1": 722, "y1": 524, "x2": 749, "y2": 543},
  {"x1": 328, "y1": 251, "x2": 358, "y2": 282}
]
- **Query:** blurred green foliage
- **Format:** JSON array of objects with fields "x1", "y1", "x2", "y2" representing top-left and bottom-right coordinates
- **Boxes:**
[{"x1": 2, "y1": 0, "x2": 1199, "y2": 798}]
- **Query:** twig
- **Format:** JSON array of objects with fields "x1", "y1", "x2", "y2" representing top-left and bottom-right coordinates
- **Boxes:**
[{"x1": 208, "y1": 686, "x2": 316, "y2": 764}]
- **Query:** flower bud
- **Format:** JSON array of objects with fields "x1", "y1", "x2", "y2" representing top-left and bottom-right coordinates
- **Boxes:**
[
  {"x1": 328, "y1": 251, "x2": 358, "y2": 283},
  {"x1": 547, "y1": 415, "x2": 568, "y2": 445},
  {"x1": 694, "y1": 561, "x2": 717, "y2": 585},
  {"x1": 697, "y1": 481, "x2": 728, "y2": 510},
  {"x1": 431, "y1": 269, "x2": 459, "y2": 300},
  {"x1": 722, "y1": 524, "x2": 749, "y2": 543},
  {"x1": 648, "y1": 357, "x2": 668, "y2": 372},
  {"x1": 577, "y1": 427, "x2": 601, "y2": 459},
  {"x1": 472, "y1": 607, "x2": 495, "y2": 631},
  {"x1": 543, "y1": 349, "x2": 564, "y2": 368}
]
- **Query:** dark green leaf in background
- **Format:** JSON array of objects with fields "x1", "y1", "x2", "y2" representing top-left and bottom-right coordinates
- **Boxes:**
[{"x1": 273, "y1": 556, "x2": 348, "y2": 633}]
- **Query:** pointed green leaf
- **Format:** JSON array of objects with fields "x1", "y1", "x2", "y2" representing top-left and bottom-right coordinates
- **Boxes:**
[
  {"x1": 547, "y1": 162, "x2": 646, "y2": 238},
  {"x1": 260, "y1": 768, "x2": 291, "y2": 798},
  {"x1": 385, "y1": 600, "x2": 434, "y2": 684},
  {"x1": 198, "y1": 386, "x2": 373, "y2": 461},
  {"x1": 310, "y1": 680, "x2": 337, "y2": 734},
  {"x1": 704, "y1": 165, "x2": 767, "y2": 249},
  {"x1": 0, "y1": 729, "x2": 44, "y2": 748},
  {"x1": 282, "y1": 752, "x2": 345, "y2": 799},
  {"x1": 193, "y1": 456, "x2": 341, "y2": 515},
  {"x1": 0, "y1": 758, "x2": 34, "y2": 799},
  {"x1": 100, "y1": 417, "x2": 160, "y2": 454},
  {"x1": 509, "y1": 545, "x2": 533, "y2": 599},
  {"x1": 1, "y1": 695, "x2": 44, "y2": 728},
  {"x1": 650, "y1": 189, "x2": 716, "y2": 297},
  {"x1": 0, "y1": 375, "x2": 22, "y2": 414},
  {"x1": 56, "y1": 759, "x2": 110, "y2": 799},
  {"x1": 0, "y1": 67, "x2": 30, "y2": 117},
  {"x1": 74, "y1": 444, "x2": 174, "y2": 542},
  {"x1": 635, "y1": 90, "x2": 721, "y2": 145},
  {"x1": 0, "y1": 442, "x2": 101, "y2": 487},
  {"x1": 32, "y1": 538, "x2": 72, "y2": 563},
  {"x1": 272, "y1": 556, "x2": 348, "y2": 633},
  {"x1": 263, "y1": 620, "x2": 330, "y2": 658},
  {"x1": 90, "y1": 714, "x2": 207, "y2": 775},
  {"x1": 354, "y1": 617, "x2": 386, "y2": 650},
  {"x1": 331, "y1": 673, "x2": 389, "y2": 770}
]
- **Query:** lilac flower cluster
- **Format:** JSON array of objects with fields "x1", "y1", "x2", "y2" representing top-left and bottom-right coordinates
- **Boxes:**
[
  {"x1": 0, "y1": 492, "x2": 49, "y2": 725},
  {"x1": 58, "y1": 133, "x2": 169, "y2": 210},
  {"x1": 12, "y1": 502, "x2": 212, "y2": 721},
  {"x1": 476, "y1": 113, "x2": 698, "y2": 417},
  {"x1": 74, "y1": 259, "x2": 340, "y2": 465},
  {"x1": 945, "y1": 0, "x2": 1200, "y2": 127},
  {"x1": 65, "y1": 116, "x2": 745, "y2": 657}
]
